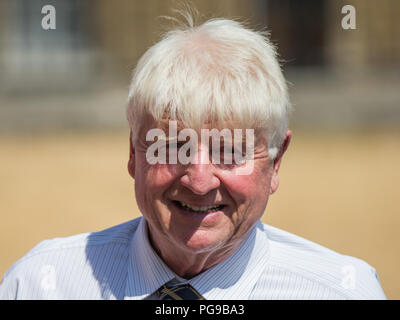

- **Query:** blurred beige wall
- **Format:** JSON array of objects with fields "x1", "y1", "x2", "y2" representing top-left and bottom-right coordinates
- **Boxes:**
[
  {"x1": 91, "y1": 0, "x2": 263, "y2": 72},
  {"x1": 326, "y1": 0, "x2": 400, "y2": 68}
]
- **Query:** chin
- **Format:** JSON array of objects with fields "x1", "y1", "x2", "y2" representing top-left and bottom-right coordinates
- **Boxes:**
[{"x1": 179, "y1": 229, "x2": 228, "y2": 253}]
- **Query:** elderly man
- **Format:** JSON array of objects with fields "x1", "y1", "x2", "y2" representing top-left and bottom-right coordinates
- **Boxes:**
[{"x1": 0, "y1": 15, "x2": 386, "y2": 300}]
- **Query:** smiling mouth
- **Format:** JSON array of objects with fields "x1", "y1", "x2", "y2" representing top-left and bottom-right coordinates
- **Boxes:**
[{"x1": 172, "y1": 200, "x2": 226, "y2": 213}]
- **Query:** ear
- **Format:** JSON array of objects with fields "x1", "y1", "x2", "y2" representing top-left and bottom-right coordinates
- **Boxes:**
[
  {"x1": 269, "y1": 130, "x2": 292, "y2": 194},
  {"x1": 128, "y1": 130, "x2": 135, "y2": 179}
]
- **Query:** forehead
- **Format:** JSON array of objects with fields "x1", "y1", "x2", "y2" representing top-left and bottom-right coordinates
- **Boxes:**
[
  {"x1": 138, "y1": 115, "x2": 264, "y2": 139},
  {"x1": 136, "y1": 116, "x2": 268, "y2": 152}
]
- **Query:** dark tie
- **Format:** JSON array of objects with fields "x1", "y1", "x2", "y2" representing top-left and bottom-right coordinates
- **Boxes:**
[{"x1": 158, "y1": 283, "x2": 205, "y2": 300}]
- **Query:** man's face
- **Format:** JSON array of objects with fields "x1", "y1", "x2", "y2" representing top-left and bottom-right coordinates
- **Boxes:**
[{"x1": 128, "y1": 116, "x2": 290, "y2": 255}]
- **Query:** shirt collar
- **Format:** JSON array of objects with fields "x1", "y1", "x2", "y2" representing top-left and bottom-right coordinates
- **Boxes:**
[
  {"x1": 124, "y1": 217, "x2": 270, "y2": 300},
  {"x1": 125, "y1": 217, "x2": 176, "y2": 299}
]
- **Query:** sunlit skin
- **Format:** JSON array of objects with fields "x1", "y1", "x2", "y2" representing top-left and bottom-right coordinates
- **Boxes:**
[{"x1": 128, "y1": 116, "x2": 291, "y2": 278}]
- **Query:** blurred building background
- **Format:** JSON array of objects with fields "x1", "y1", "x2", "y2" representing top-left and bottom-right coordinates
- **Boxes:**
[
  {"x1": 0, "y1": 0, "x2": 399, "y2": 131},
  {"x1": 0, "y1": 0, "x2": 399, "y2": 298}
]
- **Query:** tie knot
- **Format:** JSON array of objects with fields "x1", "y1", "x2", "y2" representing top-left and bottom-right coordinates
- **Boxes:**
[{"x1": 158, "y1": 283, "x2": 205, "y2": 300}]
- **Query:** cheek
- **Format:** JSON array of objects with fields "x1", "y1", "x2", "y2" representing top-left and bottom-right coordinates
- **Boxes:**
[
  {"x1": 134, "y1": 160, "x2": 179, "y2": 226},
  {"x1": 135, "y1": 153, "x2": 180, "y2": 192},
  {"x1": 219, "y1": 166, "x2": 273, "y2": 208},
  {"x1": 221, "y1": 170, "x2": 271, "y2": 198}
]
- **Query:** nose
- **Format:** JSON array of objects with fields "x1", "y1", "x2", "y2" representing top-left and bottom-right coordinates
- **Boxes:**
[{"x1": 180, "y1": 144, "x2": 220, "y2": 195}]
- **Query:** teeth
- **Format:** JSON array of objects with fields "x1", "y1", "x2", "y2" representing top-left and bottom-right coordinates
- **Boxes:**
[{"x1": 179, "y1": 201, "x2": 221, "y2": 212}]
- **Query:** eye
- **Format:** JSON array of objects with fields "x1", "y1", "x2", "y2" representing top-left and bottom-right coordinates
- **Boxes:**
[
  {"x1": 167, "y1": 142, "x2": 178, "y2": 150},
  {"x1": 208, "y1": 143, "x2": 237, "y2": 165},
  {"x1": 166, "y1": 141, "x2": 185, "y2": 150},
  {"x1": 225, "y1": 143, "x2": 249, "y2": 165}
]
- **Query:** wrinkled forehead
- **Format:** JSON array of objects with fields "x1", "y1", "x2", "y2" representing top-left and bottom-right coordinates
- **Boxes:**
[{"x1": 137, "y1": 114, "x2": 266, "y2": 143}]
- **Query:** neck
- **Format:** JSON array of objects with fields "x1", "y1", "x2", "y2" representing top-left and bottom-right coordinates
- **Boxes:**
[{"x1": 146, "y1": 227, "x2": 243, "y2": 279}]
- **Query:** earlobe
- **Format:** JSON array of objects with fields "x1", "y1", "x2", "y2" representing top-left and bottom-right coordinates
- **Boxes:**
[
  {"x1": 269, "y1": 174, "x2": 279, "y2": 194},
  {"x1": 272, "y1": 130, "x2": 292, "y2": 173},
  {"x1": 128, "y1": 131, "x2": 135, "y2": 179},
  {"x1": 270, "y1": 130, "x2": 291, "y2": 194}
]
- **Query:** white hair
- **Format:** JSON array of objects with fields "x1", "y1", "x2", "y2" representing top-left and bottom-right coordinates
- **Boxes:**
[{"x1": 126, "y1": 13, "x2": 291, "y2": 159}]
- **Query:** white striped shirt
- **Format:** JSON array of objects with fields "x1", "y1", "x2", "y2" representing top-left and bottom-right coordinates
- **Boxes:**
[{"x1": 0, "y1": 216, "x2": 386, "y2": 299}]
